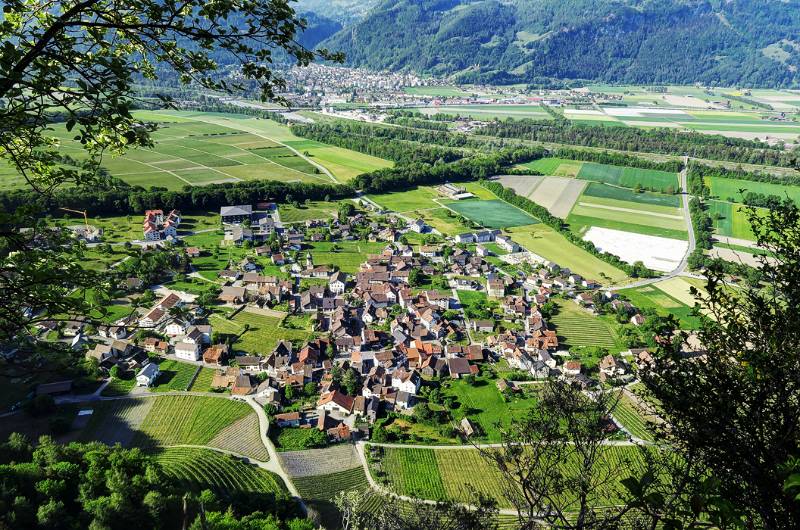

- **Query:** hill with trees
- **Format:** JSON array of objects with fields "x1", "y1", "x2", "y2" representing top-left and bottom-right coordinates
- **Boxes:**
[{"x1": 320, "y1": 0, "x2": 800, "y2": 87}]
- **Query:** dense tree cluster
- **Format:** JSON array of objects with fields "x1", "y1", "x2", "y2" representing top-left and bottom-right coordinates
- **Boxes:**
[
  {"x1": 0, "y1": 435, "x2": 306, "y2": 530},
  {"x1": 483, "y1": 119, "x2": 799, "y2": 167}
]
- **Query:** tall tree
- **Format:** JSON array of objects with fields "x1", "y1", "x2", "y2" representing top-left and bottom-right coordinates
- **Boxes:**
[
  {"x1": 0, "y1": 0, "x2": 337, "y2": 347},
  {"x1": 642, "y1": 200, "x2": 800, "y2": 528}
]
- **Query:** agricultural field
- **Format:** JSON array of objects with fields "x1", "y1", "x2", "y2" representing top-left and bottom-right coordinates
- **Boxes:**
[
  {"x1": 280, "y1": 200, "x2": 343, "y2": 223},
  {"x1": 368, "y1": 186, "x2": 442, "y2": 212},
  {"x1": 415, "y1": 207, "x2": 475, "y2": 236},
  {"x1": 151, "y1": 359, "x2": 199, "y2": 392},
  {"x1": 582, "y1": 227, "x2": 689, "y2": 272},
  {"x1": 520, "y1": 157, "x2": 584, "y2": 177},
  {"x1": 209, "y1": 310, "x2": 314, "y2": 355},
  {"x1": 612, "y1": 392, "x2": 656, "y2": 443},
  {"x1": 414, "y1": 104, "x2": 552, "y2": 121},
  {"x1": 207, "y1": 413, "x2": 270, "y2": 461},
  {"x1": 707, "y1": 200, "x2": 760, "y2": 240},
  {"x1": 577, "y1": 163, "x2": 679, "y2": 193},
  {"x1": 583, "y1": 182, "x2": 681, "y2": 207},
  {"x1": 308, "y1": 241, "x2": 386, "y2": 273},
  {"x1": 494, "y1": 175, "x2": 586, "y2": 218},
  {"x1": 651, "y1": 277, "x2": 707, "y2": 308},
  {"x1": 79, "y1": 398, "x2": 156, "y2": 446},
  {"x1": 706, "y1": 176, "x2": 800, "y2": 206},
  {"x1": 154, "y1": 447, "x2": 287, "y2": 499},
  {"x1": 506, "y1": 224, "x2": 629, "y2": 284},
  {"x1": 549, "y1": 300, "x2": 624, "y2": 355},
  {"x1": 371, "y1": 445, "x2": 646, "y2": 508},
  {"x1": 443, "y1": 199, "x2": 539, "y2": 229},
  {"x1": 133, "y1": 395, "x2": 252, "y2": 448},
  {"x1": 616, "y1": 284, "x2": 699, "y2": 329},
  {"x1": 281, "y1": 444, "x2": 362, "y2": 478},
  {"x1": 0, "y1": 111, "x2": 391, "y2": 191},
  {"x1": 567, "y1": 187, "x2": 688, "y2": 240},
  {"x1": 187, "y1": 367, "x2": 217, "y2": 392},
  {"x1": 403, "y1": 86, "x2": 473, "y2": 97},
  {"x1": 294, "y1": 467, "x2": 369, "y2": 529}
]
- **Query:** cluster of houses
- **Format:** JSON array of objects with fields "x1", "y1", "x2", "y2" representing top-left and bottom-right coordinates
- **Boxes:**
[{"x1": 143, "y1": 209, "x2": 181, "y2": 241}]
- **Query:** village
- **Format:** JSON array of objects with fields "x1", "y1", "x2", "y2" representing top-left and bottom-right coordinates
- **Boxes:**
[{"x1": 29, "y1": 196, "x2": 675, "y2": 449}]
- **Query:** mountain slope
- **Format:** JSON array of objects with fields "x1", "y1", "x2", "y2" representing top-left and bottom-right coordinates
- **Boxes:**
[{"x1": 321, "y1": 0, "x2": 800, "y2": 87}]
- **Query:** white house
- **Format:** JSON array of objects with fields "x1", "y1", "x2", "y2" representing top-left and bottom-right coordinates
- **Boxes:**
[
  {"x1": 391, "y1": 369, "x2": 421, "y2": 395},
  {"x1": 329, "y1": 271, "x2": 347, "y2": 295},
  {"x1": 165, "y1": 320, "x2": 189, "y2": 337},
  {"x1": 455, "y1": 233, "x2": 475, "y2": 244},
  {"x1": 408, "y1": 219, "x2": 427, "y2": 233},
  {"x1": 174, "y1": 341, "x2": 200, "y2": 361},
  {"x1": 136, "y1": 362, "x2": 160, "y2": 387}
]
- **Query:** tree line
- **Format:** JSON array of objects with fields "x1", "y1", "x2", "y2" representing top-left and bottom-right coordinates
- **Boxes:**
[{"x1": 482, "y1": 118, "x2": 800, "y2": 167}]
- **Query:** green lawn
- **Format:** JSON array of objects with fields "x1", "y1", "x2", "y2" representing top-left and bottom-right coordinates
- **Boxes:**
[
  {"x1": 707, "y1": 200, "x2": 760, "y2": 240},
  {"x1": 308, "y1": 241, "x2": 385, "y2": 273},
  {"x1": 209, "y1": 310, "x2": 314, "y2": 355},
  {"x1": 416, "y1": 207, "x2": 475, "y2": 236},
  {"x1": 279, "y1": 200, "x2": 340, "y2": 223},
  {"x1": 443, "y1": 199, "x2": 539, "y2": 229},
  {"x1": 369, "y1": 186, "x2": 441, "y2": 212}
]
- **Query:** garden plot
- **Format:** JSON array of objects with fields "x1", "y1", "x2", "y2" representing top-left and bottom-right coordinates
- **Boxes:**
[
  {"x1": 280, "y1": 444, "x2": 362, "y2": 478},
  {"x1": 583, "y1": 227, "x2": 688, "y2": 272},
  {"x1": 529, "y1": 177, "x2": 587, "y2": 218}
]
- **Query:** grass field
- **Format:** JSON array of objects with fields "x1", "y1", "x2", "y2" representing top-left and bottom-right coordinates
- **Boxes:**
[
  {"x1": 506, "y1": 224, "x2": 628, "y2": 284},
  {"x1": 369, "y1": 186, "x2": 442, "y2": 212},
  {"x1": 134, "y1": 395, "x2": 251, "y2": 448},
  {"x1": 151, "y1": 359, "x2": 199, "y2": 392},
  {"x1": 416, "y1": 207, "x2": 475, "y2": 236},
  {"x1": 308, "y1": 241, "x2": 385, "y2": 273},
  {"x1": 280, "y1": 200, "x2": 342, "y2": 223},
  {"x1": 442, "y1": 374, "x2": 539, "y2": 441},
  {"x1": 707, "y1": 200, "x2": 759, "y2": 240},
  {"x1": 209, "y1": 310, "x2": 314, "y2": 355},
  {"x1": 549, "y1": 300, "x2": 623, "y2": 354},
  {"x1": 577, "y1": 163, "x2": 678, "y2": 193},
  {"x1": 443, "y1": 199, "x2": 539, "y2": 229},
  {"x1": 415, "y1": 104, "x2": 551, "y2": 121},
  {"x1": 616, "y1": 284, "x2": 699, "y2": 329},
  {"x1": 706, "y1": 176, "x2": 800, "y2": 206},
  {"x1": 187, "y1": 367, "x2": 217, "y2": 392},
  {"x1": 154, "y1": 447, "x2": 287, "y2": 499},
  {"x1": 403, "y1": 86, "x2": 472, "y2": 97},
  {"x1": 521, "y1": 158, "x2": 584, "y2": 177},
  {"x1": 371, "y1": 445, "x2": 646, "y2": 508},
  {"x1": 294, "y1": 467, "x2": 369, "y2": 529}
]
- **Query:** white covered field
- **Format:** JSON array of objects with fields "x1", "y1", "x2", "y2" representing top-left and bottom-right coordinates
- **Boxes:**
[{"x1": 583, "y1": 227, "x2": 688, "y2": 272}]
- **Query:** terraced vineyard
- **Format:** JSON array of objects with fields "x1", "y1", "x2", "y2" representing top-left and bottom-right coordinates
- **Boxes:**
[
  {"x1": 155, "y1": 447, "x2": 287, "y2": 499},
  {"x1": 372, "y1": 445, "x2": 647, "y2": 508},
  {"x1": 208, "y1": 413, "x2": 270, "y2": 461},
  {"x1": 550, "y1": 300, "x2": 622, "y2": 351},
  {"x1": 612, "y1": 392, "x2": 656, "y2": 442},
  {"x1": 376, "y1": 447, "x2": 446, "y2": 501},
  {"x1": 134, "y1": 395, "x2": 251, "y2": 448},
  {"x1": 294, "y1": 467, "x2": 369, "y2": 529}
]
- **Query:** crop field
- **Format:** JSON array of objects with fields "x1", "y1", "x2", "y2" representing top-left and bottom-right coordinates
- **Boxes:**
[
  {"x1": 210, "y1": 310, "x2": 314, "y2": 354},
  {"x1": 151, "y1": 359, "x2": 199, "y2": 392},
  {"x1": 294, "y1": 467, "x2": 369, "y2": 529},
  {"x1": 80, "y1": 398, "x2": 155, "y2": 446},
  {"x1": 495, "y1": 175, "x2": 586, "y2": 218},
  {"x1": 612, "y1": 392, "x2": 656, "y2": 442},
  {"x1": 521, "y1": 157, "x2": 584, "y2": 177},
  {"x1": 506, "y1": 224, "x2": 628, "y2": 284},
  {"x1": 706, "y1": 176, "x2": 800, "y2": 206},
  {"x1": 583, "y1": 182, "x2": 681, "y2": 207},
  {"x1": 187, "y1": 367, "x2": 217, "y2": 392},
  {"x1": 652, "y1": 277, "x2": 706, "y2": 308},
  {"x1": 281, "y1": 444, "x2": 363, "y2": 478},
  {"x1": 443, "y1": 199, "x2": 539, "y2": 229},
  {"x1": 134, "y1": 395, "x2": 251, "y2": 448},
  {"x1": 0, "y1": 111, "x2": 390, "y2": 191},
  {"x1": 707, "y1": 200, "x2": 759, "y2": 240},
  {"x1": 415, "y1": 104, "x2": 551, "y2": 121},
  {"x1": 372, "y1": 445, "x2": 646, "y2": 508},
  {"x1": 550, "y1": 300, "x2": 622, "y2": 352},
  {"x1": 155, "y1": 447, "x2": 287, "y2": 499},
  {"x1": 577, "y1": 163, "x2": 678, "y2": 193},
  {"x1": 403, "y1": 86, "x2": 472, "y2": 97},
  {"x1": 416, "y1": 207, "x2": 474, "y2": 235},
  {"x1": 308, "y1": 241, "x2": 385, "y2": 273},
  {"x1": 617, "y1": 284, "x2": 699, "y2": 329},
  {"x1": 207, "y1": 413, "x2": 270, "y2": 461},
  {"x1": 567, "y1": 192, "x2": 688, "y2": 240}
]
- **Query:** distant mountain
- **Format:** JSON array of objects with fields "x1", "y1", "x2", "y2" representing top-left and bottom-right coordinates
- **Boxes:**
[
  {"x1": 296, "y1": 0, "x2": 381, "y2": 25},
  {"x1": 319, "y1": 0, "x2": 800, "y2": 87}
]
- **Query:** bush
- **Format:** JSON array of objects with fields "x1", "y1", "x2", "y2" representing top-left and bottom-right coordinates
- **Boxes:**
[{"x1": 25, "y1": 394, "x2": 55, "y2": 417}]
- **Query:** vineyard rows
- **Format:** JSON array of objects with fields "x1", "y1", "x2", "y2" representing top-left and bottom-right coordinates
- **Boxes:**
[
  {"x1": 79, "y1": 398, "x2": 154, "y2": 447},
  {"x1": 208, "y1": 413, "x2": 270, "y2": 461},
  {"x1": 612, "y1": 393, "x2": 655, "y2": 442}
]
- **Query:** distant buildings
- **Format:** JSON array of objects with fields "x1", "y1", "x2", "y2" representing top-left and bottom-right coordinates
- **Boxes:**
[{"x1": 143, "y1": 209, "x2": 181, "y2": 241}]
